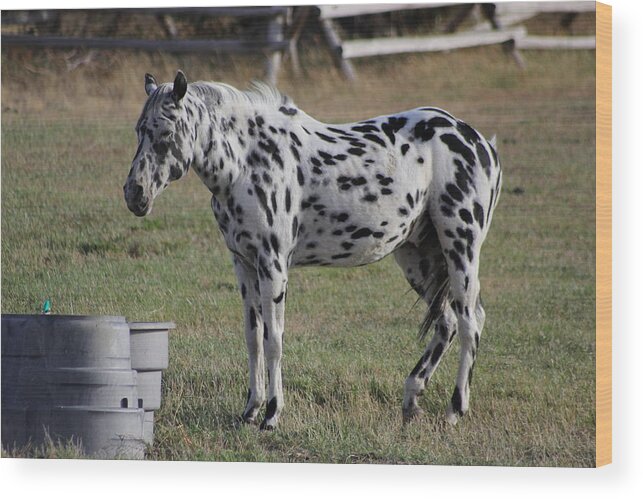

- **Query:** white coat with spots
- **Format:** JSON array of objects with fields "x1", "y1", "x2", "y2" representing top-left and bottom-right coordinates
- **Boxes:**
[{"x1": 123, "y1": 71, "x2": 502, "y2": 429}]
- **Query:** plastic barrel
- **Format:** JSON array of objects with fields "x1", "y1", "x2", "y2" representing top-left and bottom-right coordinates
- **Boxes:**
[
  {"x1": 1, "y1": 314, "x2": 140, "y2": 456},
  {"x1": 129, "y1": 322, "x2": 174, "y2": 371}
]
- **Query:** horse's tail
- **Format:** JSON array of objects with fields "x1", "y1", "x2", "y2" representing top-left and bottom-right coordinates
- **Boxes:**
[{"x1": 417, "y1": 273, "x2": 451, "y2": 342}]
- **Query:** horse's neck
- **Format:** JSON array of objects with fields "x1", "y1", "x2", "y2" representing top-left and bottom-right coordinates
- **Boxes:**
[{"x1": 193, "y1": 99, "x2": 257, "y2": 199}]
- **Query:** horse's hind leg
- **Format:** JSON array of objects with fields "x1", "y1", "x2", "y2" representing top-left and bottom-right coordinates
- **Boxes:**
[
  {"x1": 436, "y1": 221, "x2": 486, "y2": 425},
  {"x1": 394, "y1": 238, "x2": 457, "y2": 422}
]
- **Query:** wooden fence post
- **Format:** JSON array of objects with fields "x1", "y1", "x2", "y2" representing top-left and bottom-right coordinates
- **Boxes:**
[
  {"x1": 265, "y1": 13, "x2": 284, "y2": 85},
  {"x1": 320, "y1": 18, "x2": 356, "y2": 82}
]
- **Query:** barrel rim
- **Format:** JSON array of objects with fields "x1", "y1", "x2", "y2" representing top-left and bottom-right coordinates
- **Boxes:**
[
  {"x1": 2, "y1": 314, "x2": 127, "y2": 322},
  {"x1": 128, "y1": 322, "x2": 176, "y2": 330}
]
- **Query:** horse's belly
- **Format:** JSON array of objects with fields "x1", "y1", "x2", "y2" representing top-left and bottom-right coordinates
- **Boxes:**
[{"x1": 291, "y1": 195, "x2": 424, "y2": 268}]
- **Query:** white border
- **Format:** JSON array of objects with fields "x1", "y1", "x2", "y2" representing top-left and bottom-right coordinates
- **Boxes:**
[{"x1": 1, "y1": 0, "x2": 641, "y2": 497}]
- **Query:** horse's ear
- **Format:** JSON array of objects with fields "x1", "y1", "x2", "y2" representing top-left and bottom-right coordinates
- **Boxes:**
[
  {"x1": 144, "y1": 73, "x2": 158, "y2": 96},
  {"x1": 172, "y1": 70, "x2": 188, "y2": 102}
]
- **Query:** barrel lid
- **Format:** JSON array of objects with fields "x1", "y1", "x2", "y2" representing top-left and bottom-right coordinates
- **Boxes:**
[{"x1": 128, "y1": 322, "x2": 176, "y2": 330}]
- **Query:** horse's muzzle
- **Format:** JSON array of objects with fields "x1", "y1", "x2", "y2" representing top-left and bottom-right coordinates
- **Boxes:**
[{"x1": 123, "y1": 182, "x2": 151, "y2": 217}]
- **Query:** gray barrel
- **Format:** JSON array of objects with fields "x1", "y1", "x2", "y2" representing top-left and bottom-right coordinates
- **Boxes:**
[
  {"x1": 129, "y1": 322, "x2": 174, "y2": 371},
  {"x1": 1, "y1": 314, "x2": 140, "y2": 457},
  {"x1": 48, "y1": 406, "x2": 146, "y2": 459}
]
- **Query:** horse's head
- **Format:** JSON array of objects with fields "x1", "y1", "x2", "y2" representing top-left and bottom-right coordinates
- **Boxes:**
[{"x1": 123, "y1": 70, "x2": 195, "y2": 217}]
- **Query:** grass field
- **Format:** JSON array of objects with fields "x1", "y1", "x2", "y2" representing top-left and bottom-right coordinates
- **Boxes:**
[{"x1": 1, "y1": 44, "x2": 596, "y2": 466}]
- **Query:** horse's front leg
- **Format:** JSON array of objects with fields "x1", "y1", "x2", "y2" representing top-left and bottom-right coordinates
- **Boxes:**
[
  {"x1": 257, "y1": 254, "x2": 288, "y2": 430},
  {"x1": 233, "y1": 257, "x2": 266, "y2": 424}
]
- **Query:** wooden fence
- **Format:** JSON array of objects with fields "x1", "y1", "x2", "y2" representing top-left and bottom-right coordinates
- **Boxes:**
[
  {"x1": 318, "y1": 2, "x2": 597, "y2": 80},
  {"x1": 1, "y1": 7, "x2": 289, "y2": 84},
  {"x1": 2, "y1": 3, "x2": 598, "y2": 83}
]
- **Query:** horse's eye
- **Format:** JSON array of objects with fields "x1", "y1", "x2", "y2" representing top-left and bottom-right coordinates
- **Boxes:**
[{"x1": 161, "y1": 131, "x2": 173, "y2": 138}]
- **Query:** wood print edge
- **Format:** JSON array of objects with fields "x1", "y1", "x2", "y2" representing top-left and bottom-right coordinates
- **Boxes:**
[{"x1": 595, "y1": 0, "x2": 612, "y2": 468}]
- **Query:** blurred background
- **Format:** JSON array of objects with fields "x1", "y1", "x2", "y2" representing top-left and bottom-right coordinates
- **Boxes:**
[{"x1": 1, "y1": 3, "x2": 599, "y2": 465}]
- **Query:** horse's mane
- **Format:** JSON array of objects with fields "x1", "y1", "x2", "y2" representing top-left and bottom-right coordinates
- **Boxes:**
[
  {"x1": 141, "y1": 79, "x2": 295, "y2": 121},
  {"x1": 190, "y1": 80, "x2": 294, "y2": 111}
]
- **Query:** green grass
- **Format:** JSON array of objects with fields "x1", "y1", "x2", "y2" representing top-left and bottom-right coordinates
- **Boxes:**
[{"x1": 1, "y1": 48, "x2": 596, "y2": 466}]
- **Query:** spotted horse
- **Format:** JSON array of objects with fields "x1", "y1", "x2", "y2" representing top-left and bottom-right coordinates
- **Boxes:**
[{"x1": 123, "y1": 71, "x2": 503, "y2": 430}]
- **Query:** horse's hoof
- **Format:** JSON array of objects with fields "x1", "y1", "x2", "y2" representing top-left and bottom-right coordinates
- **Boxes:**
[
  {"x1": 445, "y1": 407, "x2": 459, "y2": 426},
  {"x1": 402, "y1": 405, "x2": 424, "y2": 424},
  {"x1": 259, "y1": 419, "x2": 276, "y2": 431},
  {"x1": 242, "y1": 414, "x2": 259, "y2": 425}
]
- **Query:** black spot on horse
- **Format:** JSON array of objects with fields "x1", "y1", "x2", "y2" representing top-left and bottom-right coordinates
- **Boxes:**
[
  {"x1": 362, "y1": 133, "x2": 386, "y2": 147},
  {"x1": 473, "y1": 202, "x2": 485, "y2": 229},
  {"x1": 441, "y1": 194, "x2": 455, "y2": 207},
  {"x1": 285, "y1": 188, "x2": 292, "y2": 212},
  {"x1": 290, "y1": 132, "x2": 302, "y2": 147},
  {"x1": 348, "y1": 147, "x2": 366, "y2": 156},
  {"x1": 401, "y1": 144, "x2": 410, "y2": 155},
  {"x1": 440, "y1": 134, "x2": 476, "y2": 166},
  {"x1": 430, "y1": 342, "x2": 444, "y2": 365},
  {"x1": 290, "y1": 145, "x2": 300, "y2": 162},
  {"x1": 446, "y1": 183, "x2": 464, "y2": 202},
  {"x1": 279, "y1": 106, "x2": 297, "y2": 116},
  {"x1": 441, "y1": 206, "x2": 454, "y2": 217},
  {"x1": 451, "y1": 387, "x2": 464, "y2": 416},
  {"x1": 377, "y1": 175, "x2": 394, "y2": 186},
  {"x1": 476, "y1": 142, "x2": 491, "y2": 177},
  {"x1": 265, "y1": 396, "x2": 278, "y2": 419},
  {"x1": 457, "y1": 227, "x2": 475, "y2": 246},
  {"x1": 351, "y1": 228, "x2": 373, "y2": 239},
  {"x1": 454, "y1": 160, "x2": 473, "y2": 194},
  {"x1": 270, "y1": 234, "x2": 280, "y2": 254},
  {"x1": 427, "y1": 116, "x2": 453, "y2": 128},
  {"x1": 448, "y1": 250, "x2": 465, "y2": 272},
  {"x1": 270, "y1": 191, "x2": 278, "y2": 213},
  {"x1": 327, "y1": 126, "x2": 351, "y2": 136},
  {"x1": 456, "y1": 120, "x2": 480, "y2": 145},
  {"x1": 351, "y1": 124, "x2": 379, "y2": 134},
  {"x1": 413, "y1": 120, "x2": 435, "y2": 142},
  {"x1": 315, "y1": 132, "x2": 337, "y2": 144},
  {"x1": 459, "y1": 209, "x2": 473, "y2": 224},
  {"x1": 381, "y1": 116, "x2": 407, "y2": 145},
  {"x1": 273, "y1": 291, "x2": 285, "y2": 304}
]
